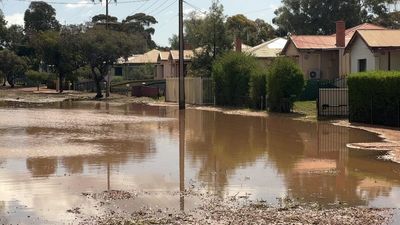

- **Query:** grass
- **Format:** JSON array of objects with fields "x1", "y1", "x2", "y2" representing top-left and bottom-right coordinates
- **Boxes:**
[{"x1": 293, "y1": 101, "x2": 317, "y2": 119}]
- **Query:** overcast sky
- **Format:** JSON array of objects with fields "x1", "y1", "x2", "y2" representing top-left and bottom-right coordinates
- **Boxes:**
[{"x1": 1, "y1": 0, "x2": 281, "y2": 46}]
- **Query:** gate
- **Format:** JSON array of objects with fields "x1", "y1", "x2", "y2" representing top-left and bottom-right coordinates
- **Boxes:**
[{"x1": 317, "y1": 78, "x2": 348, "y2": 117}]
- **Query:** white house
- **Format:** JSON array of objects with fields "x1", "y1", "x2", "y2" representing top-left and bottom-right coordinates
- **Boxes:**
[{"x1": 345, "y1": 29, "x2": 400, "y2": 73}]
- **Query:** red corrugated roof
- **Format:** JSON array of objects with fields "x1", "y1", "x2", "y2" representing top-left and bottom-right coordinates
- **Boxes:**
[{"x1": 290, "y1": 23, "x2": 386, "y2": 50}]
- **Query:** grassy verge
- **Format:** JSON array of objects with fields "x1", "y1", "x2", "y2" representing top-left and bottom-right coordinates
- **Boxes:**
[{"x1": 293, "y1": 101, "x2": 317, "y2": 120}]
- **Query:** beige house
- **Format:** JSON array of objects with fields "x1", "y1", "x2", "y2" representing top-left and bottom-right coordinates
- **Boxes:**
[
  {"x1": 282, "y1": 22, "x2": 385, "y2": 80},
  {"x1": 156, "y1": 50, "x2": 195, "y2": 79},
  {"x1": 345, "y1": 30, "x2": 400, "y2": 73},
  {"x1": 113, "y1": 49, "x2": 161, "y2": 80},
  {"x1": 245, "y1": 37, "x2": 287, "y2": 65}
]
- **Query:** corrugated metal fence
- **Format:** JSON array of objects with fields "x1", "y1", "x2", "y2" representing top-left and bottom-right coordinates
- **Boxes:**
[
  {"x1": 318, "y1": 88, "x2": 349, "y2": 117},
  {"x1": 166, "y1": 77, "x2": 214, "y2": 105}
]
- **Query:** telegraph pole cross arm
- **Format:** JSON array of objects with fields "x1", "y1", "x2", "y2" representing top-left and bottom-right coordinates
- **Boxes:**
[{"x1": 178, "y1": 0, "x2": 185, "y2": 110}]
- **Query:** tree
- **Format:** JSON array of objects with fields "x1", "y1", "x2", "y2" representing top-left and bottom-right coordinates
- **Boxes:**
[
  {"x1": 267, "y1": 58, "x2": 304, "y2": 113},
  {"x1": 92, "y1": 14, "x2": 118, "y2": 23},
  {"x1": 168, "y1": 34, "x2": 179, "y2": 50},
  {"x1": 0, "y1": 50, "x2": 28, "y2": 87},
  {"x1": 273, "y1": 0, "x2": 393, "y2": 35},
  {"x1": 5, "y1": 25, "x2": 26, "y2": 52},
  {"x1": 24, "y1": 1, "x2": 61, "y2": 33},
  {"x1": 32, "y1": 30, "x2": 84, "y2": 92},
  {"x1": 81, "y1": 28, "x2": 145, "y2": 98},
  {"x1": 121, "y1": 13, "x2": 158, "y2": 49},
  {"x1": 184, "y1": 0, "x2": 232, "y2": 77},
  {"x1": 0, "y1": 10, "x2": 8, "y2": 49},
  {"x1": 185, "y1": 1, "x2": 231, "y2": 57},
  {"x1": 226, "y1": 15, "x2": 276, "y2": 46}
]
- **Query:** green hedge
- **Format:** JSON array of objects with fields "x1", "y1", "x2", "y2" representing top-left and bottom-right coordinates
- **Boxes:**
[
  {"x1": 348, "y1": 71, "x2": 400, "y2": 127},
  {"x1": 298, "y1": 79, "x2": 335, "y2": 100},
  {"x1": 213, "y1": 52, "x2": 265, "y2": 108},
  {"x1": 267, "y1": 58, "x2": 304, "y2": 113}
]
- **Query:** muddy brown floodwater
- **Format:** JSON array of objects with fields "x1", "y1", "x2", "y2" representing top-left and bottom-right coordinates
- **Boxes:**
[{"x1": 0, "y1": 101, "x2": 399, "y2": 224}]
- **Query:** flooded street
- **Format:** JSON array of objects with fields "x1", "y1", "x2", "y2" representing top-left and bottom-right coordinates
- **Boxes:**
[{"x1": 0, "y1": 101, "x2": 399, "y2": 224}]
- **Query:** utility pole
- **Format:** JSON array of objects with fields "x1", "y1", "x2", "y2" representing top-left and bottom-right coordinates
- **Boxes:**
[
  {"x1": 105, "y1": 0, "x2": 111, "y2": 97},
  {"x1": 178, "y1": 0, "x2": 185, "y2": 109}
]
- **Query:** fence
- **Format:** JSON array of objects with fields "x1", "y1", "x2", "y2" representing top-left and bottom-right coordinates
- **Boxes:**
[
  {"x1": 166, "y1": 77, "x2": 214, "y2": 105},
  {"x1": 318, "y1": 88, "x2": 349, "y2": 117}
]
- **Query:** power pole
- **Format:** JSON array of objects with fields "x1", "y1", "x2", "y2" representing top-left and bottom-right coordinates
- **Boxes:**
[
  {"x1": 178, "y1": 0, "x2": 185, "y2": 110},
  {"x1": 105, "y1": 0, "x2": 111, "y2": 98}
]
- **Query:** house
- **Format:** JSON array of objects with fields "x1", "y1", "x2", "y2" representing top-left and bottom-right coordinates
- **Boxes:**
[
  {"x1": 156, "y1": 50, "x2": 195, "y2": 79},
  {"x1": 156, "y1": 52, "x2": 171, "y2": 79},
  {"x1": 245, "y1": 37, "x2": 287, "y2": 65},
  {"x1": 345, "y1": 30, "x2": 400, "y2": 73},
  {"x1": 282, "y1": 22, "x2": 386, "y2": 80},
  {"x1": 113, "y1": 49, "x2": 162, "y2": 80}
]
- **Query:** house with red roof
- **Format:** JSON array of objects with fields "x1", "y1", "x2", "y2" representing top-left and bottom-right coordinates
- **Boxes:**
[{"x1": 282, "y1": 22, "x2": 385, "y2": 80}]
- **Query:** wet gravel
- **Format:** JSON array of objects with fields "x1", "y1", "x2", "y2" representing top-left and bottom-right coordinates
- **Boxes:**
[{"x1": 76, "y1": 191, "x2": 395, "y2": 225}]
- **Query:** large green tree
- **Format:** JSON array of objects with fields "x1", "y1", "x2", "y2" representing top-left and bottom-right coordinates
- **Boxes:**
[
  {"x1": 32, "y1": 30, "x2": 84, "y2": 92},
  {"x1": 0, "y1": 50, "x2": 28, "y2": 87},
  {"x1": 81, "y1": 28, "x2": 145, "y2": 98},
  {"x1": 24, "y1": 1, "x2": 61, "y2": 33},
  {"x1": 184, "y1": 0, "x2": 232, "y2": 77},
  {"x1": 273, "y1": 0, "x2": 394, "y2": 35},
  {"x1": 121, "y1": 13, "x2": 158, "y2": 49}
]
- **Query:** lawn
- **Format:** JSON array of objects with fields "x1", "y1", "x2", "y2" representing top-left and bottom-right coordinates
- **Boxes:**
[{"x1": 293, "y1": 100, "x2": 317, "y2": 119}]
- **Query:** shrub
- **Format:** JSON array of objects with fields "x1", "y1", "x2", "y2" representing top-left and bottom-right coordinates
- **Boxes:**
[
  {"x1": 213, "y1": 52, "x2": 264, "y2": 107},
  {"x1": 26, "y1": 70, "x2": 49, "y2": 85},
  {"x1": 250, "y1": 71, "x2": 268, "y2": 109},
  {"x1": 298, "y1": 79, "x2": 335, "y2": 101},
  {"x1": 348, "y1": 71, "x2": 400, "y2": 127},
  {"x1": 267, "y1": 57, "x2": 304, "y2": 113}
]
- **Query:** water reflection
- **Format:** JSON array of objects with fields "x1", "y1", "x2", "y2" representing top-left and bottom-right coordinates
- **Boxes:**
[{"x1": 0, "y1": 102, "x2": 400, "y2": 224}]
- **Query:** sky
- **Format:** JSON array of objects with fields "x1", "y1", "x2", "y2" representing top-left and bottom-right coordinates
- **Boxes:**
[{"x1": 0, "y1": 0, "x2": 282, "y2": 46}]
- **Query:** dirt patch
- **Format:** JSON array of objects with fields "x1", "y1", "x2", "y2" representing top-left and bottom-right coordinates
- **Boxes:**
[{"x1": 82, "y1": 190, "x2": 137, "y2": 201}]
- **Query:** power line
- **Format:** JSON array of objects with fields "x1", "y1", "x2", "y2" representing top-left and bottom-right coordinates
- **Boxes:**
[
  {"x1": 10, "y1": 0, "x2": 148, "y2": 5},
  {"x1": 150, "y1": 0, "x2": 176, "y2": 16},
  {"x1": 147, "y1": 0, "x2": 172, "y2": 15}
]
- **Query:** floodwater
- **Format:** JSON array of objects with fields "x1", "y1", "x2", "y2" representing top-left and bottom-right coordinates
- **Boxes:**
[{"x1": 0, "y1": 101, "x2": 400, "y2": 224}]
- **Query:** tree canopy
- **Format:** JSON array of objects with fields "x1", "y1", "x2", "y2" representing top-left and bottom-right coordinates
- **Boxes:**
[
  {"x1": 24, "y1": 1, "x2": 61, "y2": 33},
  {"x1": 0, "y1": 50, "x2": 28, "y2": 87},
  {"x1": 81, "y1": 28, "x2": 145, "y2": 98},
  {"x1": 273, "y1": 0, "x2": 395, "y2": 35}
]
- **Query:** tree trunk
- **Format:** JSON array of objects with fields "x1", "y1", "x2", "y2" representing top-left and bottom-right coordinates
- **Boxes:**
[
  {"x1": 7, "y1": 75, "x2": 14, "y2": 88},
  {"x1": 59, "y1": 73, "x2": 64, "y2": 93},
  {"x1": 91, "y1": 67, "x2": 103, "y2": 99}
]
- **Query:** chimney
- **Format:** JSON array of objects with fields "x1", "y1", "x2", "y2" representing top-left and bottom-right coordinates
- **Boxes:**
[
  {"x1": 336, "y1": 20, "x2": 346, "y2": 48},
  {"x1": 235, "y1": 36, "x2": 242, "y2": 52}
]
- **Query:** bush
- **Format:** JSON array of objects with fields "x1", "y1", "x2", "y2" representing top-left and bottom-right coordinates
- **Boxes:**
[
  {"x1": 298, "y1": 79, "x2": 335, "y2": 100},
  {"x1": 267, "y1": 57, "x2": 304, "y2": 113},
  {"x1": 250, "y1": 71, "x2": 268, "y2": 109},
  {"x1": 26, "y1": 70, "x2": 49, "y2": 85},
  {"x1": 348, "y1": 71, "x2": 400, "y2": 127},
  {"x1": 213, "y1": 52, "x2": 264, "y2": 107}
]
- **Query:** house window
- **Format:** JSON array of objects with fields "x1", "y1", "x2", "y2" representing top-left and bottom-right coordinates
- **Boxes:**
[
  {"x1": 114, "y1": 67, "x2": 123, "y2": 76},
  {"x1": 358, "y1": 59, "x2": 367, "y2": 72}
]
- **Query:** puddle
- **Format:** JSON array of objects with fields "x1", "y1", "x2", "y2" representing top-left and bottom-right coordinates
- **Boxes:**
[{"x1": 0, "y1": 101, "x2": 399, "y2": 224}]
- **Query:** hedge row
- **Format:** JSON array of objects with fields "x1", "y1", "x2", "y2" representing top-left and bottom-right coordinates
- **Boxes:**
[{"x1": 348, "y1": 71, "x2": 400, "y2": 127}]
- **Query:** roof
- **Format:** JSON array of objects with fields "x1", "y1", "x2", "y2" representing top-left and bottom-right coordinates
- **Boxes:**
[
  {"x1": 346, "y1": 29, "x2": 400, "y2": 51},
  {"x1": 331, "y1": 23, "x2": 385, "y2": 38},
  {"x1": 159, "y1": 51, "x2": 170, "y2": 61},
  {"x1": 170, "y1": 50, "x2": 195, "y2": 61},
  {"x1": 121, "y1": 49, "x2": 161, "y2": 64},
  {"x1": 245, "y1": 38, "x2": 287, "y2": 58},
  {"x1": 283, "y1": 23, "x2": 387, "y2": 52}
]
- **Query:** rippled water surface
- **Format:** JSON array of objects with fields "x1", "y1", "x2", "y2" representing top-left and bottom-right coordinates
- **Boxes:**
[{"x1": 0, "y1": 101, "x2": 399, "y2": 224}]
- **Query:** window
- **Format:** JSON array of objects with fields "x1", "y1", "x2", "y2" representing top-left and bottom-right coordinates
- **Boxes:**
[
  {"x1": 358, "y1": 59, "x2": 367, "y2": 72},
  {"x1": 114, "y1": 67, "x2": 123, "y2": 76}
]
